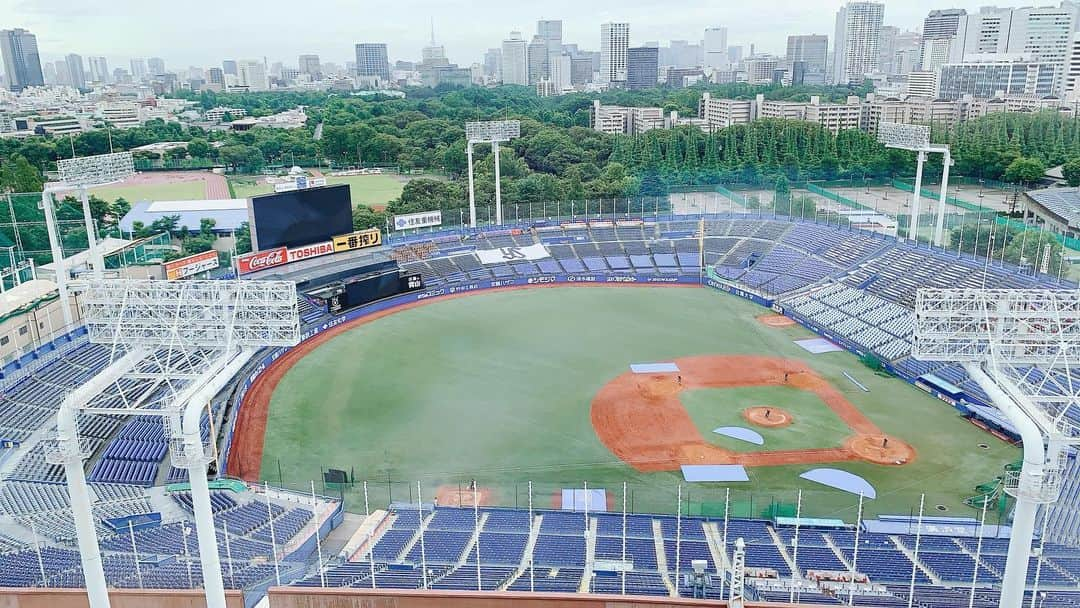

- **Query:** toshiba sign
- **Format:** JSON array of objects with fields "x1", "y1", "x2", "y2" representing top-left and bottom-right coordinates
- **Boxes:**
[
  {"x1": 287, "y1": 241, "x2": 334, "y2": 263},
  {"x1": 237, "y1": 247, "x2": 287, "y2": 274}
]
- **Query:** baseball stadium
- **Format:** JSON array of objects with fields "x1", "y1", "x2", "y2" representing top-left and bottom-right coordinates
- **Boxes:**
[{"x1": 1, "y1": 161, "x2": 1080, "y2": 608}]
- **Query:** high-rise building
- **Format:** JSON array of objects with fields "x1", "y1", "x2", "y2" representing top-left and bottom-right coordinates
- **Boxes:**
[
  {"x1": 0, "y1": 28, "x2": 44, "y2": 91},
  {"x1": 938, "y1": 58, "x2": 1057, "y2": 99},
  {"x1": 953, "y1": 5, "x2": 1078, "y2": 94},
  {"x1": 879, "y1": 27, "x2": 921, "y2": 76},
  {"x1": 786, "y1": 35, "x2": 829, "y2": 83},
  {"x1": 549, "y1": 53, "x2": 572, "y2": 91},
  {"x1": 600, "y1": 22, "x2": 629, "y2": 84},
  {"x1": 65, "y1": 54, "x2": 86, "y2": 89},
  {"x1": 920, "y1": 9, "x2": 966, "y2": 73},
  {"x1": 832, "y1": 1, "x2": 885, "y2": 84},
  {"x1": 704, "y1": 27, "x2": 728, "y2": 70},
  {"x1": 130, "y1": 58, "x2": 148, "y2": 80},
  {"x1": 222, "y1": 60, "x2": 237, "y2": 76},
  {"x1": 626, "y1": 46, "x2": 658, "y2": 90},
  {"x1": 206, "y1": 67, "x2": 225, "y2": 91},
  {"x1": 355, "y1": 44, "x2": 390, "y2": 81},
  {"x1": 87, "y1": 56, "x2": 109, "y2": 83},
  {"x1": 570, "y1": 57, "x2": 593, "y2": 85},
  {"x1": 527, "y1": 35, "x2": 548, "y2": 84},
  {"x1": 54, "y1": 60, "x2": 70, "y2": 86},
  {"x1": 147, "y1": 57, "x2": 165, "y2": 75},
  {"x1": 237, "y1": 59, "x2": 268, "y2": 91},
  {"x1": 483, "y1": 48, "x2": 501, "y2": 80},
  {"x1": 298, "y1": 54, "x2": 320, "y2": 76},
  {"x1": 1063, "y1": 31, "x2": 1080, "y2": 100},
  {"x1": 501, "y1": 32, "x2": 528, "y2": 85},
  {"x1": 537, "y1": 20, "x2": 563, "y2": 56}
]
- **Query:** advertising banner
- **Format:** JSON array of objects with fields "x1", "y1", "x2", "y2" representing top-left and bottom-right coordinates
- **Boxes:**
[
  {"x1": 393, "y1": 211, "x2": 442, "y2": 231},
  {"x1": 164, "y1": 250, "x2": 220, "y2": 280},
  {"x1": 475, "y1": 243, "x2": 551, "y2": 265},
  {"x1": 332, "y1": 229, "x2": 382, "y2": 252},
  {"x1": 237, "y1": 247, "x2": 287, "y2": 275}
]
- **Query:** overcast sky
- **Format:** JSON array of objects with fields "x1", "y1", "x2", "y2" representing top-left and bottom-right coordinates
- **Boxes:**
[{"x1": 5, "y1": 0, "x2": 1015, "y2": 69}]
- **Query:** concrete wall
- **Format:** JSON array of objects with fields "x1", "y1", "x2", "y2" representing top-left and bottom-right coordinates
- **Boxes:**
[{"x1": 0, "y1": 588, "x2": 244, "y2": 608}]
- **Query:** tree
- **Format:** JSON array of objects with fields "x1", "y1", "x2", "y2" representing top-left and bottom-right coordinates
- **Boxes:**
[
  {"x1": 1062, "y1": 157, "x2": 1080, "y2": 187},
  {"x1": 186, "y1": 138, "x2": 212, "y2": 159},
  {"x1": 1002, "y1": 156, "x2": 1046, "y2": 186},
  {"x1": 235, "y1": 221, "x2": 252, "y2": 254},
  {"x1": 0, "y1": 155, "x2": 43, "y2": 193},
  {"x1": 352, "y1": 205, "x2": 385, "y2": 230}
]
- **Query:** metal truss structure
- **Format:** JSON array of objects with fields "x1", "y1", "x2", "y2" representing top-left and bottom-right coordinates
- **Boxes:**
[
  {"x1": 54, "y1": 280, "x2": 300, "y2": 608},
  {"x1": 464, "y1": 120, "x2": 521, "y2": 227},
  {"x1": 914, "y1": 287, "x2": 1080, "y2": 608},
  {"x1": 878, "y1": 122, "x2": 953, "y2": 247}
]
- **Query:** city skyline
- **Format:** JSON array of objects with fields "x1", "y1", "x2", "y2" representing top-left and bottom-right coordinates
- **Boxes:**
[{"x1": 5, "y1": 0, "x2": 1033, "y2": 70}]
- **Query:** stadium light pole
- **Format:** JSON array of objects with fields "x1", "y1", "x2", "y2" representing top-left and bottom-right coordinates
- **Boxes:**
[
  {"x1": 465, "y1": 120, "x2": 520, "y2": 226},
  {"x1": 56, "y1": 152, "x2": 136, "y2": 279},
  {"x1": 877, "y1": 123, "x2": 952, "y2": 247},
  {"x1": 914, "y1": 288, "x2": 1080, "y2": 608}
]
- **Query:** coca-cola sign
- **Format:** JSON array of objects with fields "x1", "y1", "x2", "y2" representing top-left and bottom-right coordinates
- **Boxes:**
[{"x1": 237, "y1": 247, "x2": 287, "y2": 274}]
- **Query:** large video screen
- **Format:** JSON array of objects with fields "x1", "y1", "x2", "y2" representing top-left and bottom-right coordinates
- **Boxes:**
[{"x1": 249, "y1": 184, "x2": 353, "y2": 251}]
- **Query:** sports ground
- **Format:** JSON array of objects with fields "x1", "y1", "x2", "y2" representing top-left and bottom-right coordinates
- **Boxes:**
[{"x1": 235, "y1": 285, "x2": 1019, "y2": 522}]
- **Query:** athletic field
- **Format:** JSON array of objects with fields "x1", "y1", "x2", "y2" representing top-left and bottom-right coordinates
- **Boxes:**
[
  {"x1": 253, "y1": 286, "x2": 1018, "y2": 521},
  {"x1": 228, "y1": 174, "x2": 414, "y2": 207}
]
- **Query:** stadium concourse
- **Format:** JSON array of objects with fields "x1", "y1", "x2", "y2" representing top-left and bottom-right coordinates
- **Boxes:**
[{"x1": 0, "y1": 212, "x2": 1079, "y2": 607}]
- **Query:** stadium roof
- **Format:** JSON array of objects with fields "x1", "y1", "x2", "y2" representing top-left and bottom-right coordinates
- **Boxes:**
[
  {"x1": 1026, "y1": 187, "x2": 1080, "y2": 229},
  {"x1": 119, "y1": 199, "x2": 249, "y2": 235}
]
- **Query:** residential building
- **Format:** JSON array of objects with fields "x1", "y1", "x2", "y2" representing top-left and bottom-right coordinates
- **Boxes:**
[
  {"x1": 355, "y1": 44, "x2": 390, "y2": 81},
  {"x1": 501, "y1": 32, "x2": 528, "y2": 85},
  {"x1": 600, "y1": 22, "x2": 630, "y2": 84},
  {"x1": 626, "y1": 47, "x2": 659, "y2": 90},
  {"x1": 787, "y1": 35, "x2": 829, "y2": 84},
  {"x1": 147, "y1": 57, "x2": 165, "y2": 75},
  {"x1": 938, "y1": 57, "x2": 1058, "y2": 100},
  {"x1": 756, "y1": 95, "x2": 808, "y2": 120},
  {"x1": 237, "y1": 59, "x2": 268, "y2": 91},
  {"x1": 299, "y1": 54, "x2": 320, "y2": 76},
  {"x1": 87, "y1": 56, "x2": 109, "y2": 84},
  {"x1": 745, "y1": 56, "x2": 780, "y2": 84},
  {"x1": 0, "y1": 28, "x2": 44, "y2": 92},
  {"x1": 920, "y1": 8, "x2": 966, "y2": 73},
  {"x1": 590, "y1": 100, "x2": 663, "y2": 134},
  {"x1": 832, "y1": 2, "x2": 885, "y2": 84},
  {"x1": 527, "y1": 35, "x2": 548, "y2": 84},
  {"x1": 65, "y1": 54, "x2": 86, "y2": 90},
  {"x1": 704, "y1": 27, "x2": 729, "y2": 70},
  {"x1": 1068, "y1": 31, "x2": 1080, "y2": 100},
  {"x1": 805, "y1": 95, "x2": 862, "y2": 133},
  {"x1": 953, "y1": 4, "x2": 1078, "y2": 93},
  {"x1": 699, "y1": 92, "x2": 753, "y2": 129}
]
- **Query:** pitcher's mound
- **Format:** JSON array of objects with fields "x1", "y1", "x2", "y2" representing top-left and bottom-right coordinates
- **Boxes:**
[
  {"x1": 846, "y1": 435, "x2": 916, "y2": 465},
  {"x1": 757, "y1": 313, "x2": 796, "y2": 328},
  {"x1": 743, "y1": 406, "x2": 792, "y2": 428},
  {"x1": 435, "y1": 484, "x2": 495, "y2": 507}
]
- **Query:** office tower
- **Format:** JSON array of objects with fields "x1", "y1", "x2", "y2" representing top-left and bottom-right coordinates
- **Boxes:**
[
  {"x1": 786, "y1": 35, "x2": 829, "y2": 82},
  {"x1": 483, "y1": 48, "x2": 501, "y2": 79},
  {"x1": 832, "y1": 1, "x2": 885, "y2": 84},
  {"x1": 54, "y1": 60, "x2": 70, "y2": 86},
  {"x1": 65, "y1": 53, "x2": 86, "y2": 89},
  {"x1": 222, "y1": 60, "x2": 237, "y2": 76},
  {"x1": 600, "y1": 22, "x2": 630, "y2": 84},
  {"x1": 1065, "y1": 31, "x2": 1080, "y2": 100},
  {"x1": 938, "y1": 58, "x2": 1057, "y2": 99},
  {"x1": 147, "y1": 56, "x2": 165, "y2": 75},
  {"x1": 207, "y1": 67, "x2": 225, "y2": 90},
  {"x1": 355, "y1": 44, "x2": 390, "y2": 80},
  {"x1": 501, "y1": 32, "x2": 528, "y2": 85},
  {"x1": 549, "y1": 53, "x2": 572, "y2": 91},
  {"x1": 570, "y1": 57, "x2": 593, "y2": 85},
  {"x1": 537, "y1": 20, "x2": 563, "y2": 56},
  {"x1": 87, "y1": 56, "x2": 109, "y2": 83},
  {"x1": 0, "y1": 28, "x2": 44, "y2": 91},
  {"x1": 130, "y1": 58, "x2": 148, "y2": 80},
  {"x1": 527, "y1": 35, "x2": 548, "y2": 84},
  {"x1": 298, "y1": 54, "x2": 320, "y2": 76},
  {"x1": 237, "y1": 59, "x2": 268, "y2": 91},
  {"x1": 920, "y1": 8, "x2": 966, "y2": 73},
  {"x1": 728, "y1": 46, "x2": 744, "y2": 64},
  {"x1": 704, "y1": 27, "x2": 728, "y2": 70},
  {"x1": 953, "y1": 5, "x2": 1078, "y2": 94},
  {"x1": 879, "y1": 27, "x2": 920, "y2": 75},
  {"x1": 626, "y1": 46, "x2": 659, "y2": 90}
]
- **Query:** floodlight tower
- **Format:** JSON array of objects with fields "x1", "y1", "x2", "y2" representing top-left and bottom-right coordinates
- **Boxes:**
[
  {"x1": 50, "y1": 279, "x2": 299, "y2": 608},
  {"x1": 56, "y1": 152, "x2": 136, "y2": 279},
  {"x1": 915, "y1": 288, "x2": 1080, "y2": 608},
  {"x1": 877, "y1": 123, "x2": 953, "y2": 247},
  {"x1": 465, "y1": 120, "x2": 520, "y2": 226}
]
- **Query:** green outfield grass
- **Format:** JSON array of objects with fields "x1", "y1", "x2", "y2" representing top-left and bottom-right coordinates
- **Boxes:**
[
  {"x1": 227, "y1": 173, "x2": 409, "y2": 207},
  {"x1": 88, "y1": 180, "x2": 205, "y2": 203},
  {"x1": 259, "y1": 286, "x2": 1018, "y2": 521}
]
